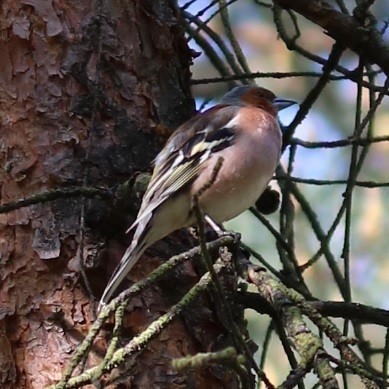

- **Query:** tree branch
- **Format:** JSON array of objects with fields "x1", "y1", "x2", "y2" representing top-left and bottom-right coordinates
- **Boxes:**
[{"x1": 273, "y1": 0, "x2": 389, "y2": 76}]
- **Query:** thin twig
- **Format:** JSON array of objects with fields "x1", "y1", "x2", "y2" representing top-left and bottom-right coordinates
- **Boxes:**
[
  {"x1": 192, "y1": 158, "x2": 273, "y2": 388},
  {"x1": 0, "y1": 186, "x2": 112, "y2": 214},
  {"x1": 218, "y1": 0, "x2": 251, "y2": 75}
]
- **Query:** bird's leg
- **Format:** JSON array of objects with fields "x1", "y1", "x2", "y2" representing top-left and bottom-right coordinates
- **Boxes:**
[
  {"x1": 204, "y1": 215, "x2": 241, "y2": 241},
  {"x1": 204, "y1": 215, "x2": 225, "y2": 234}
]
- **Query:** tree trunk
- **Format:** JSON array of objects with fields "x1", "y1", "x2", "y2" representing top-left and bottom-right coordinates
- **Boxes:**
[{"x1": 0, "y1": 1, "x2": 236, "y2": 387}]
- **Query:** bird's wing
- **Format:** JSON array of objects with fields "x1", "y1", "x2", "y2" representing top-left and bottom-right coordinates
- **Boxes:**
[{"x1": 127, "y1": 104, "x2": 239, "y2": 233}]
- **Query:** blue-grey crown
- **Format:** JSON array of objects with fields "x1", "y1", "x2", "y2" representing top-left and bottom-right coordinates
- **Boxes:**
[{"x1": 220, "y1": 85, "x2": 253, "y2": 105}]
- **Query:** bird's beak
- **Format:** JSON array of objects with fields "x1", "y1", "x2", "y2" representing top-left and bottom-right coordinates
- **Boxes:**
[{"x1": 273, "y1": 97, "x2": 298, "y2": 111}]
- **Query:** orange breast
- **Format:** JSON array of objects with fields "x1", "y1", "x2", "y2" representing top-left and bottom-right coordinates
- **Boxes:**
[{"x1": 190, "y1": 109, "x2": 281, "y2": 223}]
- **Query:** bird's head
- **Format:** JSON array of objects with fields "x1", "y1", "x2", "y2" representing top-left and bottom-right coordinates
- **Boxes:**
[{"x1": 220, "y1": 85, "x2": 297, "y2": 117}]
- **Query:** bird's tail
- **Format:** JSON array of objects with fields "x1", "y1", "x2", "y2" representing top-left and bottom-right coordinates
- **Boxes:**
[{"x1": 98, "y1": 220, "x2": 151, "y2": 312}]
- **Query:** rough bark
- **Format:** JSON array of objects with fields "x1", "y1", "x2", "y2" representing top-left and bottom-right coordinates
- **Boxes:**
[{"x1": 0, "y1": 1, "x2": 236, "y2": 387}]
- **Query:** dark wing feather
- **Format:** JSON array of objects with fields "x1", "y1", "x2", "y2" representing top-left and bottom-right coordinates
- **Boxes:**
[{"x1": 127, "y1": 105, "x2": 239, "y2": 232}]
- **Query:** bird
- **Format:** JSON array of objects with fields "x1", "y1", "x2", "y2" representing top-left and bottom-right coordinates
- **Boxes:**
[{"x1": 98, "y1": 85, "x2": 297, "y2": 310}]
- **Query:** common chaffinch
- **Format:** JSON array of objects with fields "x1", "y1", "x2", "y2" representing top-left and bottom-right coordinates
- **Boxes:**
[{"x1": 98, "y1": 85, "x2": 297, "y2": 310}]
